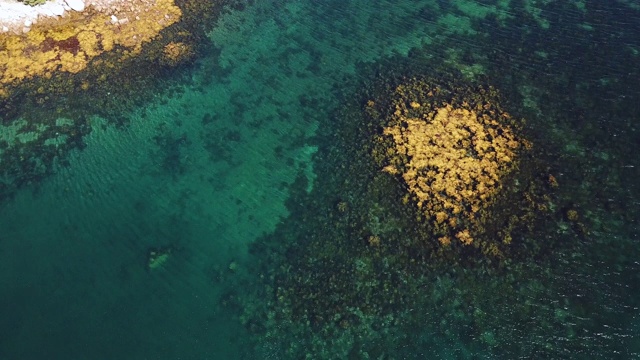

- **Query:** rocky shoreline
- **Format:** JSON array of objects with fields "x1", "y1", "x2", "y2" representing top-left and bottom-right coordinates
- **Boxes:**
[{"x1": 0, "y1": 0, "x2": 145, "y2": 34}]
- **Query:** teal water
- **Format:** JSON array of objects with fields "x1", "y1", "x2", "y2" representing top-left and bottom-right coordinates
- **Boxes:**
[{"x1": 1, "y1": 0, "x2": 640, "y2": 359}]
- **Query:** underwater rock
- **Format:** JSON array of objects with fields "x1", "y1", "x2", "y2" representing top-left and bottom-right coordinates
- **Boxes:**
[
  {"x1": 146, "y1": 246, "x2": 172, "y2": 270},
  {"x1": 369, "y1": 76, "x2": 537, "y2": 258}
]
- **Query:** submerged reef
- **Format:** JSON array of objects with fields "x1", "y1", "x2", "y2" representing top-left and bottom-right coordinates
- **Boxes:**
[{"x1": 233, "y1": 69, "x2": 576, "y2": 359}]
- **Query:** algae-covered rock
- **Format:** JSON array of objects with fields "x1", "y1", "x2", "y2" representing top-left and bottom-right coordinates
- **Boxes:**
[{"x1": 370, "y1": 76, "x2": 536, "y2": 257}]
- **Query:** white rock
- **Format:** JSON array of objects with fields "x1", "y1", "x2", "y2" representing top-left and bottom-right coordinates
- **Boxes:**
[
  {"x1": 24, "y1": 19, "x2": 32, "y2": 27},
  {"x1": 110, "y1": 15, "x2": 118, "y2": 24},
  {"x1": 65, "y1": 0, "x2": 85, "y2": 12},
  {"x1": 50, "y1": 4, "x2": 66, "y2": 16}
]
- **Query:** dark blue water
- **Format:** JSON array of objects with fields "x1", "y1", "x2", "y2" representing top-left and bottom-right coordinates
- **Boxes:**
[{"x1": 1, "y1": 0, "x2": 639, "y2": 358}]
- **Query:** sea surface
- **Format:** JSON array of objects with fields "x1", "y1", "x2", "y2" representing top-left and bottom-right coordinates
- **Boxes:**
[{"x1": 1, "y1": 0, "x2": 639, "y2": 359}]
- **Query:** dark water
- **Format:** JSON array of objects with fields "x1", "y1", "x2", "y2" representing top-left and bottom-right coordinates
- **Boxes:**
[{"x1": 1, "y1": 0, "x2": 639, "y2": 359}]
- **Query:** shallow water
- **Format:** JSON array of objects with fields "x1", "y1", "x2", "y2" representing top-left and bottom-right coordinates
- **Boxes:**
[{"x1": 1, "y1": 0, "x2": 639, "y2": 359}]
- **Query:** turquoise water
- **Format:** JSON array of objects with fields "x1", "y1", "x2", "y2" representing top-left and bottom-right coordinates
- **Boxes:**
[{"x1": 1, "y1": 0, "x2": 639, "y2": 359}]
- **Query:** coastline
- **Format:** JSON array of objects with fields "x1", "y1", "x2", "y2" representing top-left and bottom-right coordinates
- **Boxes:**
[
  {"x1": 0, "y1": 0, "x2": 135, "y2": 34},
  {"x1": 0, "y1": 0, "x2": 182, "y2": 96}
]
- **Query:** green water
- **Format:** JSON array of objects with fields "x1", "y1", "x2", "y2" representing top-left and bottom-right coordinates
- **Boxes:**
[{"x1": 1, "y1": 0, "x2": 639, "y2": 358}]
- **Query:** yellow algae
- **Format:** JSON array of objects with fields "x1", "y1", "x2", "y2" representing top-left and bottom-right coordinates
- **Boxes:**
[
  {"x1": 379, "y1": 78, "x2": 528, "y2": 251},
  {"x1": 160, "y1": 41, "x2": 194, "y2": 66},
  {"x1": 76, "y1": 30, "x2": 100, "y2": 57}
]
